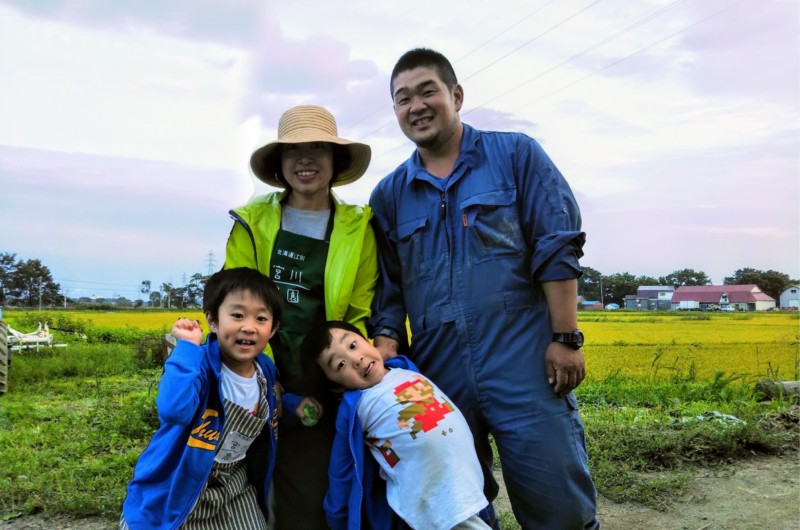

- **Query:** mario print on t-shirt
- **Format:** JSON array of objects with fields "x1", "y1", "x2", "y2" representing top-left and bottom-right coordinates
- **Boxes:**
[{"x1": 394, "y1": 375, "x2": 455, "y2": 439}]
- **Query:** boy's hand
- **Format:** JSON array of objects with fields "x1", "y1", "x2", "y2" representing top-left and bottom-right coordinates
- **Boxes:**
[
  {"x1": 296, "y1": 396, "x2": 323, "y2": 426},
  {"x1": 171, "y1": 318, "x2": 203, "y2": 346}
]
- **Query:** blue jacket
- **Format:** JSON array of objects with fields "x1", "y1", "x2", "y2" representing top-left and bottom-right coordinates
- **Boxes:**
[
  {"x1": 121, "y1": 335, "x2": 279, "y2": 530},
  {"x1": 324, "y1": 356, "x2": 419, "y2": 530}
]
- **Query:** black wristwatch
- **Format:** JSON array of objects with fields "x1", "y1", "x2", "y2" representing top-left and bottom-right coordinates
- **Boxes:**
[{"x1": 552, "y1": 329, "x2": 584, "y2": 350}]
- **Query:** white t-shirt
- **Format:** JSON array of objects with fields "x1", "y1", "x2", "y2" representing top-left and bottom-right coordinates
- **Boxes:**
[
  {"x1": 220, "y1": 363, "x2": 261, "y2": 415},
  {"x1": 215, "y1": 363, "x2": 263, "y2": 464},
  {"x1": 281, "y1": 205, "x2": 330, "y2": 240},
  {"x1": 356, "y1": 368, "x2": 487, "y2": 530}
]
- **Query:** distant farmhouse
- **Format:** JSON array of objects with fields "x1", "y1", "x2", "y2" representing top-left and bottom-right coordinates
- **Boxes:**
[
  {"x1": 624, "y1": 286, "x2": 674, "y2": 311},
  {"x1": 779, "y1": 285, "x2": 800, "y2": 309},
  {"x1": 671, "y1": 284, "x2": 776, "y2": 311},
  {"x1": 577, "y1": 295, "x2": 603, "y2": 311}
]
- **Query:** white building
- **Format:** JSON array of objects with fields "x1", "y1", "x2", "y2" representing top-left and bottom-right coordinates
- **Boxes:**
[{"x1": 779, "y1": 285, "x2": 800, "y2": 309}]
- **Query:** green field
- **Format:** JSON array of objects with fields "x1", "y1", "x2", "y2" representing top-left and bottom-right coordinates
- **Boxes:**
[{"x1": 0, "y1": 310, "x2": 798, "y2": 526}]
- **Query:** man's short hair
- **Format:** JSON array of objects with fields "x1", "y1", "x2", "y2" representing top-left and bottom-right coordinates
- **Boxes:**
[
  {"x1": 390, "y1": 47, "x2": 458, "y2": 95},
  {"x1": 203, "y1": 267, "x2": 282, "y2": 326}
]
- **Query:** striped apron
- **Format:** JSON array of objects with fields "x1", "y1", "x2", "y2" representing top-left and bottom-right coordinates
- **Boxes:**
[{"x1": 121, "y1": 369, "x2": 271, "y2": 530}]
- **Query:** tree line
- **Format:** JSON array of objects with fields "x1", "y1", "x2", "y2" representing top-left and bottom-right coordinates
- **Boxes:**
[
  {"x1": 139, "y1": 274, "x2": 208, "y2": 309},
  {"x1": 0, "y1": 252, "x2": 209, "y2": 309},
  {"x1": 579, "y1": 267, "x2": 799, "y2": 307},
  {"x1": 1, "y1": 252, "x2": 797, "y2": 309}
]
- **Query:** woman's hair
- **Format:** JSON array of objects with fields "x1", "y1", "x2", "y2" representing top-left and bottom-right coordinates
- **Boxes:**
[{"x1": 203, "y1": 267, "x2": 283, "y2": 326}]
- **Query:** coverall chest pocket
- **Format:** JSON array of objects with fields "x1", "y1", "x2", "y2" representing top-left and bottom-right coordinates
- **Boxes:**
[
  {"x1": 461, "y1": 189, "x2": 525, "y2": 263},
  {"x1": 391, "y1": 216, "x2": 431, "y2": 285}
]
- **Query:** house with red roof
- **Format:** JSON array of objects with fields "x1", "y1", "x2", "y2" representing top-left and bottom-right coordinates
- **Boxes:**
[{"x1": 671, "y1": 284, "x2": 776, "y2": 311}]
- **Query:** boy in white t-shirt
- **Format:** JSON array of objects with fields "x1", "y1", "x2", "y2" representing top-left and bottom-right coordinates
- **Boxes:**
[
  {"x1": 121, "y1": 268, "x2": 282, "y2": 530},
  {"x1": 300, "y1": 320, "x2": 490, "y2": 530}
]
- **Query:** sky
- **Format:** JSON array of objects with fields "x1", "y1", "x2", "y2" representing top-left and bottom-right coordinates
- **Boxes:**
[{"x1": 0, "y1": 0, "x2": 798, "y2": 301}]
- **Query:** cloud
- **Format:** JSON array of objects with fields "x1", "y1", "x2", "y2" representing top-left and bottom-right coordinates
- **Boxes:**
[
  {"x1": 679, "y1": 1, "x2": 799, "y2": 101},
  {"x1": 0, "y1": 0, "x2": 260, "y2": 46},
  {"x1": 0, "y1": 145, "x2": 244, "y2": 294},
  {"x1": 243, "y1": 21, "x2": 388, "y2": 140}
]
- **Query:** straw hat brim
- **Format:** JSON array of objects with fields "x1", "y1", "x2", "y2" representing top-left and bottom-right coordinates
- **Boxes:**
[{"x1": 250, "y1": 134, "x2": 371, "y2": 188}]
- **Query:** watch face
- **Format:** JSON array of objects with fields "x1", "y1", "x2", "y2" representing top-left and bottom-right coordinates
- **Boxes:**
[{"x1": 573, "y1": 331, "x2": 584, "y2": 348}]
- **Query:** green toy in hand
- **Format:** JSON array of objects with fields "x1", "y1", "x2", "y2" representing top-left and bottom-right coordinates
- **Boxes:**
[{"x1": 302, "y1": 404, "x2": 318, "y2": 427}]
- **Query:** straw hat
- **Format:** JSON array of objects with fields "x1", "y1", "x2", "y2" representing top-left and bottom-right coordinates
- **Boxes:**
[{"x1": 250, "y1": 105, "x2": 371, "y2": 188}]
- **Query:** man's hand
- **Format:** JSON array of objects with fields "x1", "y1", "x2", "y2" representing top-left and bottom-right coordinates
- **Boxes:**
[
  {"x1": 374, "y1": 335, "x2": 400, "y2": 360},
  {"x1": 545, "y1": 341, "x2": 586, "y2": 397},
  {"x1": 171, "y1": 318, "x2": 203, "y2": 346}
]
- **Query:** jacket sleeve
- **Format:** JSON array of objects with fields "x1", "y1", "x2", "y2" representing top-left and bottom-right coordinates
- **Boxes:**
[
  {"x1": 280, "y1": 392, "x2": 303, "y2": 427},
  {"x1": 367, "y1": 182, "x2": 410, "y2": 349},
  {"x1": 224, "y1": 219, "x2": 258, "y2": 270},
  {"x1": 324, "y1": 401, "x2": 356, "y2": 530},
  {"x1": 514, "y1": 136, "x2": 585, "y2": 282},
  {"x1": 344, "y1": 220, "x2": 378, "y2": 338},
  {"x1": 156, "y1": 340, "x2": 208, "y2": 426}
]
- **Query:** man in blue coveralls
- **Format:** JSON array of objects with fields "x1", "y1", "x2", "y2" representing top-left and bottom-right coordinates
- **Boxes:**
[{"x1": 368, "y1": 48, "x2": 599, "y2": 529}]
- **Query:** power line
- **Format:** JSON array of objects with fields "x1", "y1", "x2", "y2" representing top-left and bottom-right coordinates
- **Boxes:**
[
  {"x1": 483, "y1": 0, "x2": 747, "y2": 123},
  {"x1": 348, "y1": 0, "x2": 563, "y2": 136},
  {"x1": 459, "y1": 0, "x2": 603, "y2": 83},
  {"x1": 352, "y1": 0, "x2": 601, "y2": 141},
  {"x1": 462, "y1": 0, "x2": 689, "y2": 116},
  {"x1": 451, "y1": 0, "x2": 559, "y2": 63},
  {"x1": 365, "y1": 0, "x2": 695, "y2": 170}
]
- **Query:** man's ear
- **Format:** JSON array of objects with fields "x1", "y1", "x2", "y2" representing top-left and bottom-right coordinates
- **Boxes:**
[{"x1": 453, "y1": 83, "x2": 464, "y2": 112}]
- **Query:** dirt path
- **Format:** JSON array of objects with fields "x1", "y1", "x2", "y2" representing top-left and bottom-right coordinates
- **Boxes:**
[
  {"x1": 2, "y1": 454, "x2": 798, "y2": 530},
  {"x1": 494, "y1": 453, "x2": 799, "y2": 530}
]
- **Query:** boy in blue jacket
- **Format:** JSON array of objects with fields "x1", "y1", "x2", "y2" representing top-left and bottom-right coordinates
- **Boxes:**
[
  {"x1": 121, "y1": 267, "x2": 282, "y2": 530},
  {"x1": 301, "y1": 320, "x2": 490, "y2": 530}
]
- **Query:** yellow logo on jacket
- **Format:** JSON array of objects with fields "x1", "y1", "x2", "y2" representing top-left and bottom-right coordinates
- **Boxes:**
[{"x1": 187, "y1": 409, "x2": 221, "y2": 450}]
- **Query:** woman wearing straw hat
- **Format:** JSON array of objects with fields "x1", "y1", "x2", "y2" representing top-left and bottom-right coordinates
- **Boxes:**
[{"x1": 225, "y1": 105, "x2": 377, "y2": 530}]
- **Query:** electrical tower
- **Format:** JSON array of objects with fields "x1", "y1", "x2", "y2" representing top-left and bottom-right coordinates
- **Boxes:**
[{"x1": 206, "y1": 250, "x2": 216, "y2": 276}]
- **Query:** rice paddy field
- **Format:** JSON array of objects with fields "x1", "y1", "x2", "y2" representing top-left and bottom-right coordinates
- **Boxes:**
[
  {"x1": 579, "y1": 311, "x2": 798, "y2": 382},
  {"x1": 4, "y1": 309, "x2": 798, "y2": 383},
  {"x1": 1, "y1": 309, "x2": 797, "y2": 525}
]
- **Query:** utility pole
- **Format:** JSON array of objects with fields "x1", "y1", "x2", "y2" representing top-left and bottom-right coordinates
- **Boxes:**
[
  {"x1": 38, "y1": 277, "x2": 43, "y2": 310},
  {"x1": 599, "y1": 277, "x2": 604, "y2": 308}
]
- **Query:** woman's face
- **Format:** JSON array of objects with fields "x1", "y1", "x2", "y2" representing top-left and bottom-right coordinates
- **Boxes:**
[{"x1": 280, "y1": 142, "x2": 335, "y2": 208}]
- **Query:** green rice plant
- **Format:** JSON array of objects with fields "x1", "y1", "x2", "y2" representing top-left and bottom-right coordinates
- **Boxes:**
[
  {"x1": 9, "y1": 344, "x2": 142, "y2": 384},
  {"x1": 1, "y1": 309, "x2": 797, "y2": 521},
  {"x1": 679, "y1": 313, "x2": 711, "y2": 321}
]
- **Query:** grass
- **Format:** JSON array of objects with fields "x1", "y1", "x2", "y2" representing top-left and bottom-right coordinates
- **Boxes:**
[
  {"x1": 0, "y1": 345, "x2": 160, "y2": 519},
  {"x1": 1, "y1": 310, "x2": 798, "y2": 526}
]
